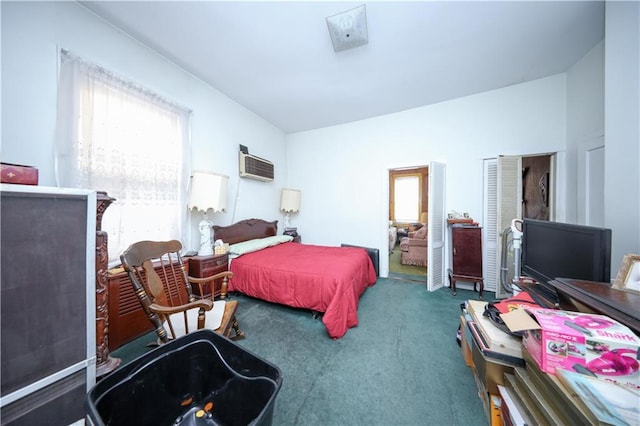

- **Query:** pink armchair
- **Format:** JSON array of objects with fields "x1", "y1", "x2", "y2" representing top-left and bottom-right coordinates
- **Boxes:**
[{"x1": 400, "y1": 226, "x2": 427, "y2": 267}]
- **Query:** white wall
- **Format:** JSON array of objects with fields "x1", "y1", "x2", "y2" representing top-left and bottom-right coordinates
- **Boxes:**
[
  {"x1": 604, "y1": 1, "x2": 640, "y2": 271},
  {"x1": 284, "y1": 3, "x2": 638, "y2": 279},
  {"x1": 287, "y1": 3, "x2": 639, "y2": 279},
  {"x1": 567, "y1": 42, "x2": 605, "y2": 226},
  {"x1": 2, "y1": 2, "x2": 637, "y2": 279},
  {"x1": 286, "y1": 75, "x2": 568, "y2": 277},
  {"x1": 1, "y1": 1, "x2": 287, "y2": 252}
]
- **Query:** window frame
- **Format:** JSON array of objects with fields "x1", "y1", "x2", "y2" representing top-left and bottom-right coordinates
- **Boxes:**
[{"x1": 389, "y1": 167, "x2": 429, "y2": 226}]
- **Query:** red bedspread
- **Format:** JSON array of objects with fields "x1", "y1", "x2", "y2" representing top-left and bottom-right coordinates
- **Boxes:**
[{"x1": 229, "y1": 242, "x2": 377, "y2": 339}]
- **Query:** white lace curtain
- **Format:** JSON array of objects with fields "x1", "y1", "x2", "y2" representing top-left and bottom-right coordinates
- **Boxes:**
[{"x1": 56, "y1": 50, "x2": 191, "y2": 264}]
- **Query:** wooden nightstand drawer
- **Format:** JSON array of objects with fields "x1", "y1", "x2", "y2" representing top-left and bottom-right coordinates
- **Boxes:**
[
  {"x1": 192, "y1": 254, "x2": 227, "y2": 276},
  {"x1": 188, "y1": 253, "x2": 229, "y2": 298}
]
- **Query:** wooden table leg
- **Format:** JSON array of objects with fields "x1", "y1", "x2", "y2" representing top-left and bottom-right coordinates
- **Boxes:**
[
  {"x1": 450, "y1": 271, "x2": 484, "y2": 299},
  {"x1": 476, "y1": 280, "x2": 484, "y2": 300},
  {"x1": 448, "y1": 269, "x2": 457, "y2": 296}
]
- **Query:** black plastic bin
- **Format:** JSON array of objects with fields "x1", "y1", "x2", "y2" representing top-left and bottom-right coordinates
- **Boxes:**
[{"x1": 86, "y1": 330, "x2": 282, "y2": 426}]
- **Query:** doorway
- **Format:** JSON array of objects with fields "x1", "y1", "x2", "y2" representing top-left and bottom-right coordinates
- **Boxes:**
[
  {"x1": 388, "y1": 166, "x2": 428, "y2": 281},
  {"x1": 522, "y1": 155, "x2": 552, "y2": 221},
  {"x1": 484, "y1": 153, "x2": 554, "y2": 298}
]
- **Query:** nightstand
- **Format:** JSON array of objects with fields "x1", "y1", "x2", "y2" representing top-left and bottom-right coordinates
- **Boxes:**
[
  {"x1": 188, "y1": 253, "x2": 229, "y2": 299},
  {"x1": 284, "y1": 228, "x2": 300, "y2": 243}
]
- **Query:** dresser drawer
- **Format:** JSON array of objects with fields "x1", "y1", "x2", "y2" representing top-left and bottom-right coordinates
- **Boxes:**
[{"x1": 194, "y1": 256, "x2": 228, "y2": 276}]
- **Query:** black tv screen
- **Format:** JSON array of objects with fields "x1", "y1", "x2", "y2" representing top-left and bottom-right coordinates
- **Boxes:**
[{"x1": 521, "y1": 219, "x2": 612, "y2": 285}]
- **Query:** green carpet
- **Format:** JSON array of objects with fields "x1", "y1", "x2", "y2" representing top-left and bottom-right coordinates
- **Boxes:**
[
  {"x1": 388, "y1": 245, "x2": 427, "y2": 276},
  {"x1": 110, "y1": 279, "x2": 486, "y2": 425}
]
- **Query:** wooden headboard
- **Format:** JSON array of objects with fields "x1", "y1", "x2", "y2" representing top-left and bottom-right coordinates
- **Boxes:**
[{"x1": 213, "y1": 218, "x2": 278, "y2": 245}]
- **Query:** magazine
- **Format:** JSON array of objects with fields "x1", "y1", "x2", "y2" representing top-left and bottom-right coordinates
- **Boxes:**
[{"x1": 556, "y1": 368, "x2": 640, "y2": 426}]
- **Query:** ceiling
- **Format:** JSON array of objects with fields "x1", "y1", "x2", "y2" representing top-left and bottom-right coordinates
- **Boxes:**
[{"x1": 79, "y1": 1, "x2": 605, "y2": 134}]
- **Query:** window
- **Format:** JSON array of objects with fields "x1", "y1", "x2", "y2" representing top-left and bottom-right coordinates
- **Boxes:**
[
  {"x1": 393, "y1": 175, "x2": 420, "y2": 223},
  {"x1": 56, "y1": 50, "x2": 191, "y2": 264},
  {"x1": 389, "y1": 167, "x2": 428, "y2": 225}
]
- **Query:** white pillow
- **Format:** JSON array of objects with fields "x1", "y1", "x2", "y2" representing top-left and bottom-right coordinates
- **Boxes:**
[{"x1": 228, "y1": 235, "x2": 293, "y2": 257}]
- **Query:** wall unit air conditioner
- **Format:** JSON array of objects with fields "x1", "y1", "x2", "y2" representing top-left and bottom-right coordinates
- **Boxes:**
[{"x1": 239, "y1": 152, "x2": 274, "y2": 182}]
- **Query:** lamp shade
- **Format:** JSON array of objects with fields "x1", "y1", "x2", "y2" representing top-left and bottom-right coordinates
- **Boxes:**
[
  {"x1": 188, "y1": 171, "x2": 229, "y2": 213},
  {"x1": 280, "y1": 188, "x2": 301, "y2": 213}
]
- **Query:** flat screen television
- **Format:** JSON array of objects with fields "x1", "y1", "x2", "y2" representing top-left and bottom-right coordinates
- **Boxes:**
[
  {"x1": 521, "y1": 219, "x2": 612, "y2": 285},
  {"x1": 1, "y1": 184, "x2": 96, "y2": 424}
]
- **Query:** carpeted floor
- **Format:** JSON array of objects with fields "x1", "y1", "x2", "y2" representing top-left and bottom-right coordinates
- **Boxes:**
[
  {"x1": 110, "y1": 279, "x2": 486, "y2": 425},
  {"x1": 388, "y1": 243, "x2": 427, "y2": 282}
]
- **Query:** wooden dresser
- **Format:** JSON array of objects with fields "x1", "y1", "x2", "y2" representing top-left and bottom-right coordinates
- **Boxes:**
[{"x1": 448, "y1": 225, "x2": 484, "y2": 298}]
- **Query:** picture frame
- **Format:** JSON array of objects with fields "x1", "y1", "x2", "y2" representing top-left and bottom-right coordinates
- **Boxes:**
[{"x1": 612, "y1": 254, "x2": 640, "y2": 292}]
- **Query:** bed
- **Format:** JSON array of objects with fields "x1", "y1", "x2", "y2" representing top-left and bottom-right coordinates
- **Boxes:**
[{"x1": 213, "y1": 219, "x2": 377, "y2": 339}]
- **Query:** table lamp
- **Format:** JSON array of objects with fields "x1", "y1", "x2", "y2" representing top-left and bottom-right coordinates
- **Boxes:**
[
  {"x1": 188, "y1": 171, "x2": 229, "y2": 256},
  {"x1": 280, "y1": 188, "x2": 301, "y2": 229}
]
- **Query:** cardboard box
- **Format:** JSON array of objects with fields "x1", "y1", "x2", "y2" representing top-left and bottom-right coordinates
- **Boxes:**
[
  {"x1": 1, "y1": 162, "x2": 38, "y2": 185},
  {"x1": 504, "y1": 308, "x2": 640, "y2": 390}
]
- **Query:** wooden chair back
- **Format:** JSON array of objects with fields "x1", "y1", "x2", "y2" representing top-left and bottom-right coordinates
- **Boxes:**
[
  {"x1": 120, "y1": 240, "x2": 202, "y2": 342},
  {"x1": 121, "y1": 240, "x2": 193, "y2": 305}
]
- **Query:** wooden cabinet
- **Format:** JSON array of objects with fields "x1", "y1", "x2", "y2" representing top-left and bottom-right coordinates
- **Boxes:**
[
  {"x1": 188, "y1": 253, "x2": 229, "y2": 299},
  {"x1": 448, "y1": 225, "x2": 484, "y2": 298}
]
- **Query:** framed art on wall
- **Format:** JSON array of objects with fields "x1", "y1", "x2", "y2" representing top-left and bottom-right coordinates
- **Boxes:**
[{"x1": 613, "y1": 254, "x2": 640, "y2": 292}]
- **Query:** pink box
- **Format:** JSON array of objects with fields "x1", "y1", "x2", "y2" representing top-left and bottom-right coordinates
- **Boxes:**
[{"x1": 521, "y1": 308, "x2": 640, "y2": 390}]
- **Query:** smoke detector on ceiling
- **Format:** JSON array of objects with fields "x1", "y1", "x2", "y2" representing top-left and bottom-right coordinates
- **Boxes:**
[{"x1": 326, "y1": 5, "x2": 368, "y2": 52}]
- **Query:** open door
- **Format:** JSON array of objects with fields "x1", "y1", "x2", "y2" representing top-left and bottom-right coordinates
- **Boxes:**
[
  {"x1": 427, "y1": 161, "x2": 446, "y2": 291},
  {"x1": 496, "y1": 155, "x2": 522, "y2": 298},
  {"x1": 484, "y1": 156, "x2": 523, "y2": 298},
  {"x1": 484, "y1": 158, "x2": 499, "y2": 296}
]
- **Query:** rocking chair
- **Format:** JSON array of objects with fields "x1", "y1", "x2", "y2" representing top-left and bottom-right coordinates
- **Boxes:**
[{"x1": 120, "y1": 240, "x2": 244, "y2": 344}]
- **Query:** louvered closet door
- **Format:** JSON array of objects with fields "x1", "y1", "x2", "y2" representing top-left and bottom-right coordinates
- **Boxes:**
[
  {"x1": 484, "y1": 159, "x2": 499, "y2": 295},
  {"x1": 428, "y1": 161, "x2": 446, "y2": 291},
  {"x1": 483, "y1": 156, "x2": 522, "y2": 298}
]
